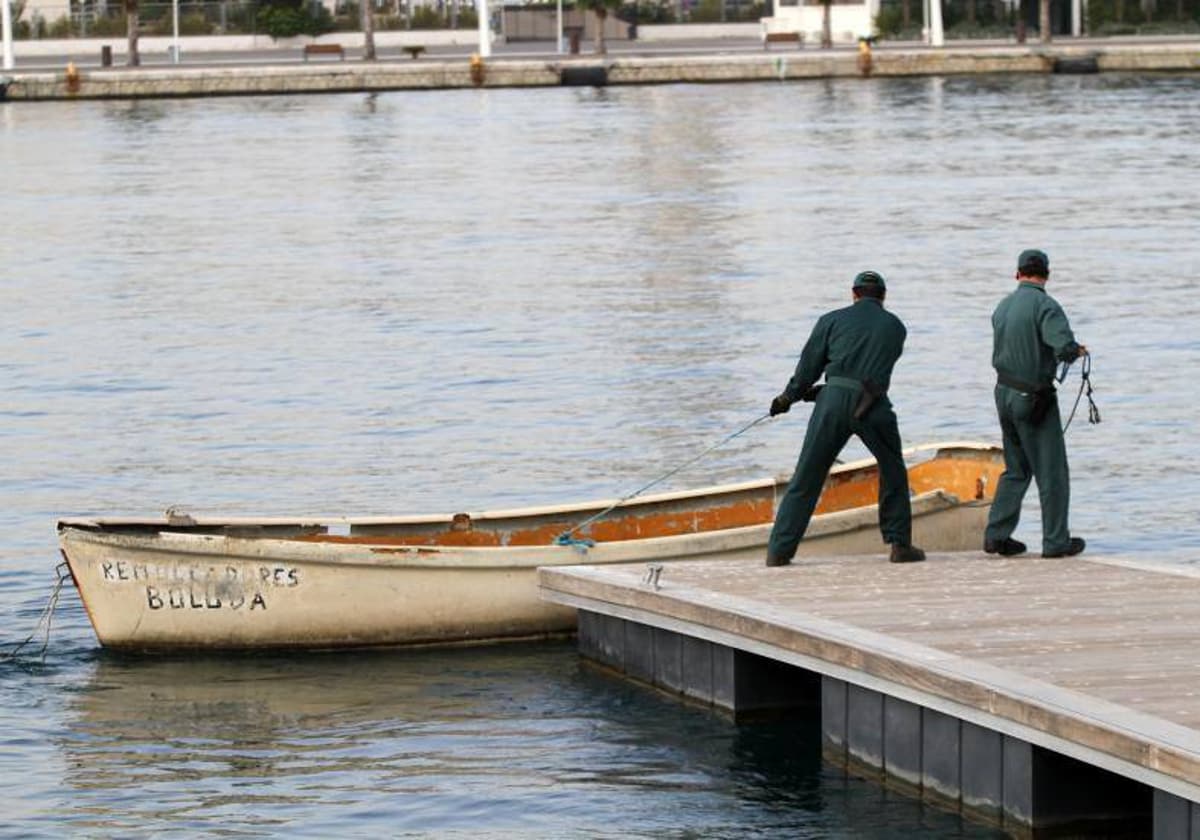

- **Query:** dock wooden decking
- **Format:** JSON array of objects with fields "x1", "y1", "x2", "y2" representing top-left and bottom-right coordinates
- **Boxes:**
[{"x1": 539, "y1": 552, "x2": 1200, "y2": 832}]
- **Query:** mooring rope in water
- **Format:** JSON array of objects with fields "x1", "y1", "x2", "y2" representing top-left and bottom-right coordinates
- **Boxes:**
[
  {"x1": 1060, "y1": 351, "x2": 1101, "y2": 433},
  {"x1": 0, "y1": 561, "x2": 70, "y2": 664},
  {"x1": 555, "y1": 412, "x2": 772, "y2": 548}
]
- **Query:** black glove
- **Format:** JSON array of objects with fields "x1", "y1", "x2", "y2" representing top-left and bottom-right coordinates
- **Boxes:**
[
  {"x1": 769, "y1": 394, "x2": 792, "y2": 417},
  {"x1": 801, "y1": 384, "x2": 824, "y2": 402}
]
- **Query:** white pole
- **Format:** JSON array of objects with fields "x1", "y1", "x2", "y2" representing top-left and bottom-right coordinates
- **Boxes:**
[
  {"x1": 556, "y1": 0, "x2": 563, "y2": 53},
  {"x1": 475, "y1": 0, "x2": 490, "y2": 57},
  {"x1": 1071, "y1": 0, "x2": 1081, "y2": 35},
  {"x1": 929, "y1": 0, "x2": 944, "y2": 45},
  {"x1": 2, "y1": 0, "x2": 14, "y2": 71},
  {"x1": 171, "y1": 0, "x2": 180, "y2": 63}
]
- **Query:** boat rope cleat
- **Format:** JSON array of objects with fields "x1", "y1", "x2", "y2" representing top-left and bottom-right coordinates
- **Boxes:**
[{"x1": 643, "y1": 563, "x2": 663, "y2": 590}]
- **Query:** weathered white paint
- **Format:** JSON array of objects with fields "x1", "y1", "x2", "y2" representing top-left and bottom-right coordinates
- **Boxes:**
[
  {"x1": 59, "y1": 443, "x2": 1001, "y2": 650},
  {"x1": 60, "y1": 491, "x2": 987, "y2": 649}
]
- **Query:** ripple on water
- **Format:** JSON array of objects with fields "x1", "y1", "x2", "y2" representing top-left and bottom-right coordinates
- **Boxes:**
[{"x1": 1, "y1": 74, "x2": 1197, "y2": 836}]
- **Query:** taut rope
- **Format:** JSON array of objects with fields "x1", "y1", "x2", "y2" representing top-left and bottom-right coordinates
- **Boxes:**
[
  {"x1": 556, "y1": 413, "x2": 772, "y2": 548},
  {"x1": 0, "y1": 561, "x2": 70, "y2": 664}
]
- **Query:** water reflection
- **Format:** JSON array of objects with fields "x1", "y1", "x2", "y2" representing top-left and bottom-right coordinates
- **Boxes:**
[{"x1": 59, "y1": 643, "x2": 999, "y2": 837}]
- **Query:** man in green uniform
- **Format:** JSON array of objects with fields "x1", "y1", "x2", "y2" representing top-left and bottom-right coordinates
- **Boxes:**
[
  {"x1": 984, "y1": 249, "x2": 1087, "y2": 558},
  {"x1": 765, "y1": 271, "x2": 925, "y2": 567}
]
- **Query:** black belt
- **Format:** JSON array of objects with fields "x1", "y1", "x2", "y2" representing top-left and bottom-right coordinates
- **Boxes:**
[
  {"x1": 997, "y1": 372, "x2": 1056, "y2": 425},
  {"x1": 997, "y1": 372, "x2": 1050, "y2": 395},
  {"x1": 826, "y1": 375, "x2": 885, "y2": 420}
]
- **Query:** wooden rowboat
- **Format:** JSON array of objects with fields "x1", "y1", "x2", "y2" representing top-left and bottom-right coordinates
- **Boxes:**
[{"x1": 57, "y1": 442, "x2": 1003, "y2": 651}]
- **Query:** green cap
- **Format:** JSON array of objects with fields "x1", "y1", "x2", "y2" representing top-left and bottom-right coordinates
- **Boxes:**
[
  {"x1": 1017, "y1": 249, "x2": 1049, "y2": 277},
  {"x1": 852, "y1": 270, "x2": 886, "y2": 290}
]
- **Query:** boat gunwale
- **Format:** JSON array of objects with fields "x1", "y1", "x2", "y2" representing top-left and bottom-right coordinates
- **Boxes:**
[
  {"x1": 57, "y1": 489, "x2": 969, "y2": 570},
  {"x1": 55, "y1": 441, "x2": 998, "y2": 532}
]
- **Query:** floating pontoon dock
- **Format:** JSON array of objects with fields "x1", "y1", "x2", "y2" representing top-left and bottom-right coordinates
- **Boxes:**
[{"x1": 539, "y1": 552, "x2": 1200, "y2": 835}]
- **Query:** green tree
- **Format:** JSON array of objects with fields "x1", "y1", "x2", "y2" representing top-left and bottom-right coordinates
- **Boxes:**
[{"x1": 256, "y1": 0, "x2": 333, "y2": 39}]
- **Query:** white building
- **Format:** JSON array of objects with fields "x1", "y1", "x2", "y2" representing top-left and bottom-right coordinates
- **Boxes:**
[{"x1": 762, "y1": 0, "x2": 882, "y2": 44}]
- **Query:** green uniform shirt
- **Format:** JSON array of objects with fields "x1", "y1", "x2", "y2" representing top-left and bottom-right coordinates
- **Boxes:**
[
  {"x1": 782, "y1": 298, "x2": 907, "y2": 401},
  {"x1": 992, "y1": 281, "x2": 1080, "y2": 388}
]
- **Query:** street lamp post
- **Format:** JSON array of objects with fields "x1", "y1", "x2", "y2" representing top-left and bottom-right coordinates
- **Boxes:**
[
  {"x1": 476, "y1": 0, "x2": 490, "y2": 56},
  {"x1": 171, "y1": 0, "x2": 180, "y2": 63},
  {"x1": 2, "y1": 0, "x2": 15, "y2": 71},
  {"x1": 556, "y1": 0, "x2": 563, "y2": 53},
  {"x1": 927, "y1": 0, "x2": 944, "y2": 45}
]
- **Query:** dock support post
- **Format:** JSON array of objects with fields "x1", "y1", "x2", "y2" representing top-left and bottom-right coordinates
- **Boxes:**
[
  {"x1": 821, "y1": 677, "x2": 847, "y2": 758},
  {"x1": 847, "y1": 683, "x2": 885, "y2": 777},
  {"x1": 1152, "y1": 789, "x2": 1200, "y2": 838},
  {"x1": 577, "y1": 609, "x2": 818, "y2": 718},
  {"x1": 883, "y1": 696, "x2": 923, "y2": 791},
  {"x1": 818, "y1": 674, "x2": 1152, "y2": 832},
  {"x1": 922, "y1": 707, "x2": 961, "y2": 803},
  {"x1": 961, "y1": 722, "x2": 1003, "y2": 821}
]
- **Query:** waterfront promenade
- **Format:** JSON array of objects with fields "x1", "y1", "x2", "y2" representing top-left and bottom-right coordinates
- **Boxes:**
[
  {"x1": 2, "y1": 32, "x2": 1198, "y2": 99},
  {"x1": 539, "y1": 552, "x2": 1200, "y2": 834}
]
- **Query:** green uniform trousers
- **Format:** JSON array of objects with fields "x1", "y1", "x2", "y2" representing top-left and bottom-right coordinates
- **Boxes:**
[
  {"x1": 984, "y1": 384, "x2": 1072, "y2": 554},
  {"x1": 767, "y1": 384, "x2": 912, "y2": 562}
]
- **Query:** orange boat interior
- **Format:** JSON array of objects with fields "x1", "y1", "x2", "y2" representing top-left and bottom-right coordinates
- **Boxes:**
[{"x1": 295, "y1": 447, "x2": 1004, "y2": 549}]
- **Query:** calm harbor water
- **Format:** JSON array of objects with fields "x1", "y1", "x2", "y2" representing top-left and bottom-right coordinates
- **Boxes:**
[{"x1": 2, "y1": 73, "x2": 1199, "y2": 836}]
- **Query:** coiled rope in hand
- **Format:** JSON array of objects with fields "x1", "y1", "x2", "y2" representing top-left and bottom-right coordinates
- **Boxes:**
[
  {"x1": 1059, "y1": 351, "x2": 1101, "y2": 433},
  {"x1": 555, "y1": 412, "x2": 772, "y2": 548},
  {"x1": 0, "y1": 561, "x2": 70, "y2": 664}
]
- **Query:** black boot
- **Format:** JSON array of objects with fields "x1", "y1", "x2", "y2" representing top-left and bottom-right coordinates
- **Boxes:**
[
  {"x1": 984, "y1": 537, "x2": 1027, "y2": 556},
  {"x1": 1043, "y1": 536, "x2": 1085, "y2": 558},
  {"x1": 765, "y1": 554, "x2": 791, "y2": 567},
  {"x1": 889, "y1": 543, "x2": 926, "y2": 563}
]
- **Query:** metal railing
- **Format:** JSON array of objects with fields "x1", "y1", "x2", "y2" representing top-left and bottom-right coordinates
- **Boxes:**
[{"x1": 8, "y1": 0, "x2": 482, "y2": 38}]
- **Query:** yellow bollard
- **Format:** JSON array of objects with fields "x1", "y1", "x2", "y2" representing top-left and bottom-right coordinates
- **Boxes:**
[
  {"x1": 856, "y1": 37, "x2": 873, "y2": 77},
  {"x1": 65, "y1": 61, "x2": 81, "y2": 93},
  {"x1": 469, "y1": 53, "x2": 485, "y2": 87}
]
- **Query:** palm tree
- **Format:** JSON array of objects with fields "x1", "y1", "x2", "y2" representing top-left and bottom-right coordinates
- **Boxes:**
[
  {"x1": 362, "y1": 0, "x2": 376, "y2": 60},
  {"x1": 580, "y1": 0, "x2": 622, "y2": 54},
  {"x1": 124, "y1": 0, "x2": 140, "y2": 66}
]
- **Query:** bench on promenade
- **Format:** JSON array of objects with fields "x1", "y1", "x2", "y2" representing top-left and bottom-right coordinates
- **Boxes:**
[
  {"x1": 303, "y1": 43, "x2": 345, "y2": 61},
  {"x1": 402, "y1": 45, "x2": 426, "y2": 59},
  {"x1": 763, "y1": 31, "x2": 803, "y2": 49}
]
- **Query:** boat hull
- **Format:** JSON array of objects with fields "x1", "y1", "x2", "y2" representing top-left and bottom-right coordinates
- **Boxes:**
[{"x1": 60, "y1": 487, "x2": 992, "y2": 651}]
